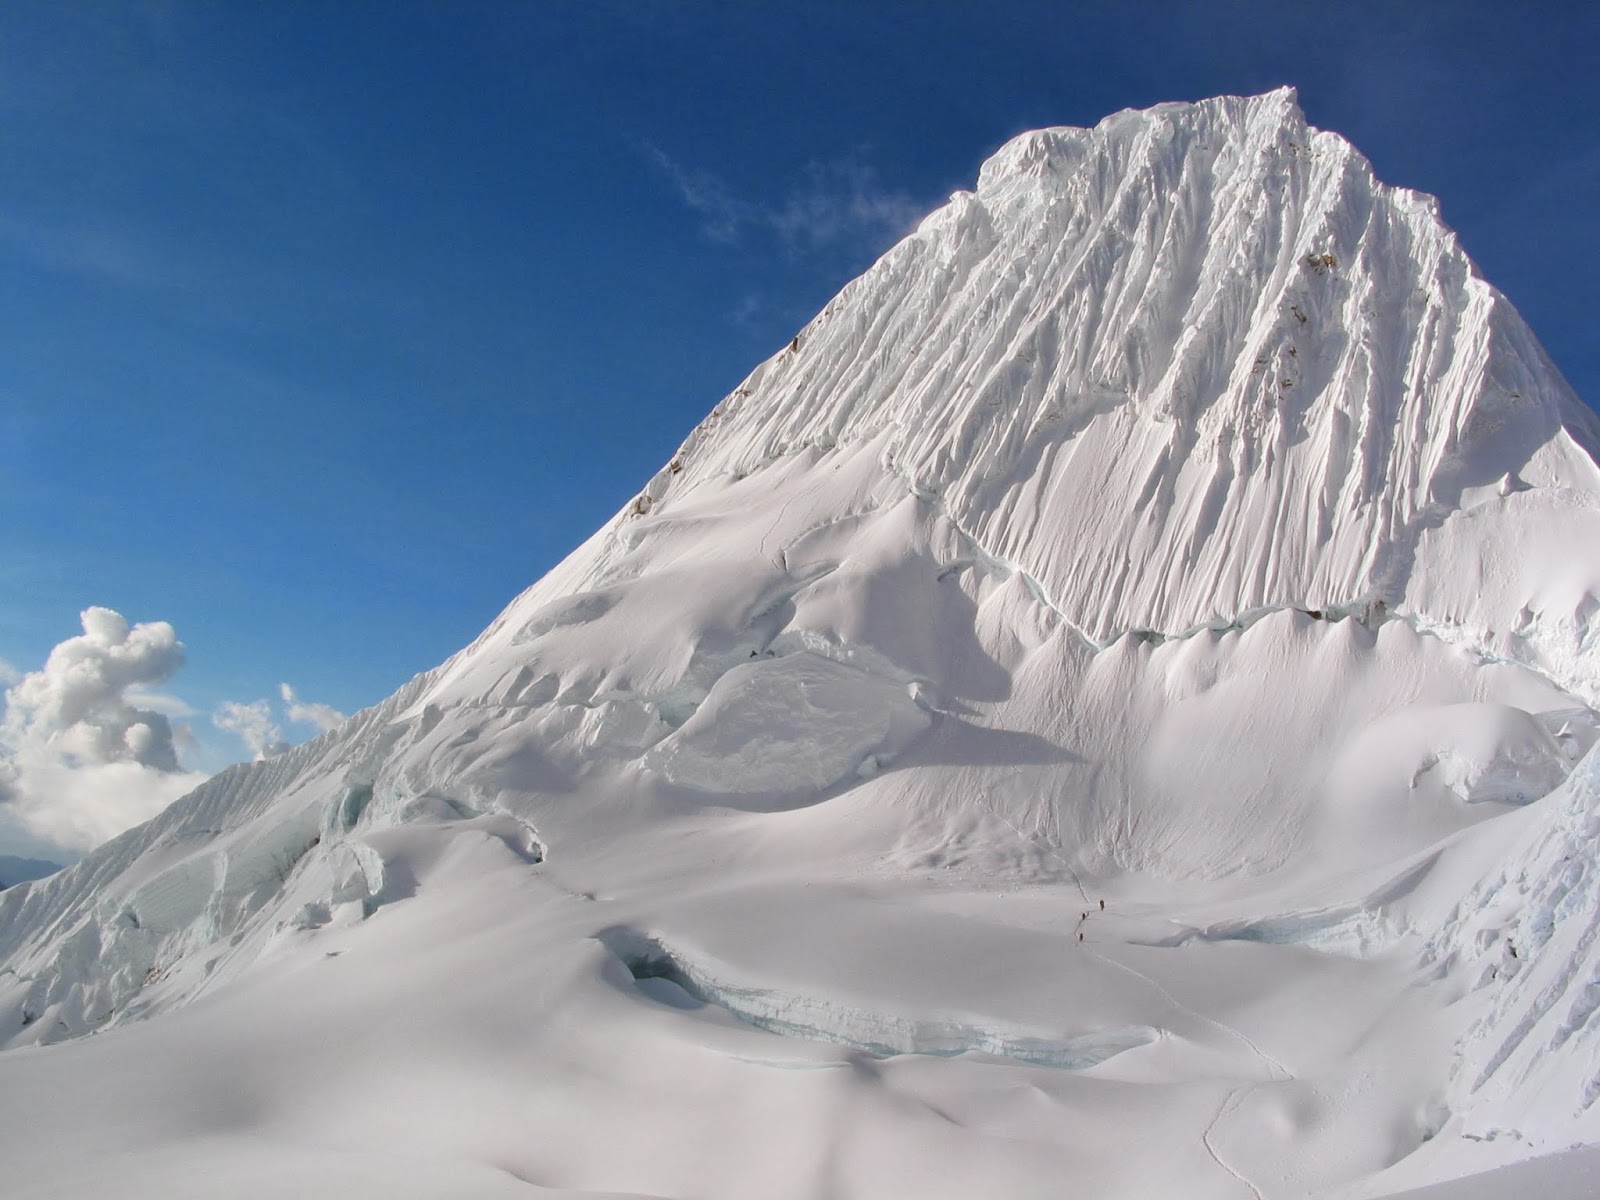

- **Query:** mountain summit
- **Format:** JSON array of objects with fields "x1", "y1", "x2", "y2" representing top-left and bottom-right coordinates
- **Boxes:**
[
  {"x1": 641, "y1": 86, "x2": 1600, "y2": 650},
  {"x1": 4, "y1": 91, "x2": 1600, "y2": 1199}
]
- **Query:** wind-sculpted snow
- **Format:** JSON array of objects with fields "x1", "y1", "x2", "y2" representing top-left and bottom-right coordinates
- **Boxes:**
[
  {"x1": 2, "y1": 91, "x2": 1600, "y2": 1199},
  {"x1": 642, "y1": 88, "x2": 1600, "y2": 692}
]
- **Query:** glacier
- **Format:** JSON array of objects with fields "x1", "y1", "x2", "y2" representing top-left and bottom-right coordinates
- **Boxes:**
[{"x1": 3, "y1": 88, "x2": 1600, "y2": 1198}]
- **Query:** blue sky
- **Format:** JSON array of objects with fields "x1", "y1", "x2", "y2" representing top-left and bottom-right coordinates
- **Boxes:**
[{"x1": 1, "y1": 2, "x2": 1597, "y2": 851}]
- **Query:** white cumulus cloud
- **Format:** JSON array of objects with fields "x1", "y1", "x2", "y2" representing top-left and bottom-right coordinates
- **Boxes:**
[
  {"x1": 211, "y1": 682, "x2": 345, "y2": 762},
  {"x1": 279, "y1": 682, "x2": 345, "y2": 733},
  {"x1": 212, "y1": 699, "x2": 289, "y2": 762},
  {"x1": 0, "y1": 607, "x2": 208, "y2": 853}
]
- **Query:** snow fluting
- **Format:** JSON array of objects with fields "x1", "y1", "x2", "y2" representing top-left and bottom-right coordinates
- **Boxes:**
[{"x1": 4, "y1": 89, "x2": 1600, "y2": 1199}]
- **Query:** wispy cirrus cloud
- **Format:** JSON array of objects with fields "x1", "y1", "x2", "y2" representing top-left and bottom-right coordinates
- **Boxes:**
[
  {"x1": 0, "y1": 210, "x2": 205, "y2": 296},
  {"x1": 728, "y1": 291, "x2": 765, "y2": 329},
  {"x1": 648, "y1": 147, "x2": 925, "y2": 259},
  {"x1": 767, "y1": 157, "x2": 927, "y2": 254},
  {"x1": 648, "y1": 148, "x2": 754, "y2": 244}
]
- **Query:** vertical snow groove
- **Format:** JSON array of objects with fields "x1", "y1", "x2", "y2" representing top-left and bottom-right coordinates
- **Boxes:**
[{"x1": 641, "y1": 90, "x2": 1588, "y2": 657}]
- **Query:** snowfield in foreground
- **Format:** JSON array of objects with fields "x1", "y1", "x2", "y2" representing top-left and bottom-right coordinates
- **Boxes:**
[{"x1": 4, "y1": 89, "x2": 1600, "y2": 1198}]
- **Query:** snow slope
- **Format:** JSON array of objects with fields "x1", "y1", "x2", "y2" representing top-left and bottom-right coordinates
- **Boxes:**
[{"x1": 3, "y1": 89, "x2": 1600, "y2": 1198}]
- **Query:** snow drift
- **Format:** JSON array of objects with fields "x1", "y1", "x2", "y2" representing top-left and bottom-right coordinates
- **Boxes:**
[{"x1": 2, "y1": 89, "x2": 1599, "y2": 1199}]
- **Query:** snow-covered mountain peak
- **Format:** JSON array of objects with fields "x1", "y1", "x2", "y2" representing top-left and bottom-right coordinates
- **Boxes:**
[
  {"x1": 973, "y1": 86, "x2": 1306, "y2": 198},
  {"x1": 600, "y1": 91, "x2": 1599, "y2": 689},
  {"x1": 4, "y1": 94, "x2": 1600, "y2": 1199}
]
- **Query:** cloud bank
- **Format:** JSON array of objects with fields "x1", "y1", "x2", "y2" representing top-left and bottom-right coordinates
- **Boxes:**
[
  {"x1": 0, "y1": 608, "x2": 351, "y2": 856},
  {"x1": 0, "y1": 608, "x2": 208, "y2": 852}
]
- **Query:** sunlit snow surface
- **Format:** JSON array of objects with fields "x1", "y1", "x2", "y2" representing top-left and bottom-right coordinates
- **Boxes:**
[{"x1": 4, "y1": 89, "x2": 1600, "y2": 1198}]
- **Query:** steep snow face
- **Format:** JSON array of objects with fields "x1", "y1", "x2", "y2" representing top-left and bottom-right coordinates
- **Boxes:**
[
  {"x1": 2, "y1": 91, "x2": 1599, "y2": 1200},
  {"x1": 629, "y1": 89, "x2": 1600, "y2": 667}
]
